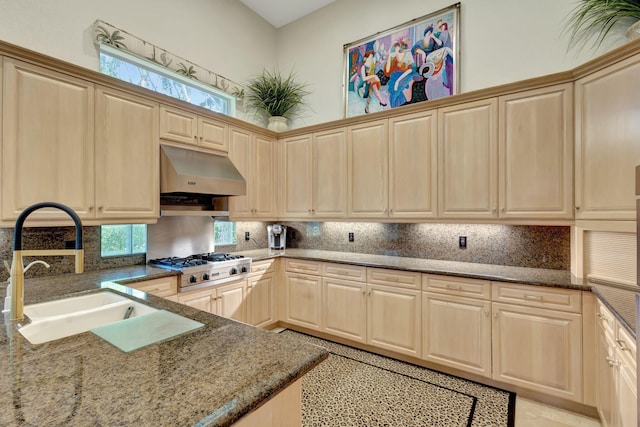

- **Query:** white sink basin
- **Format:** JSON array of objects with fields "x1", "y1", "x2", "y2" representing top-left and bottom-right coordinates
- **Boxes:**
[{"x1": 19, "y1": 292, "x2": 157, "y2": 345}]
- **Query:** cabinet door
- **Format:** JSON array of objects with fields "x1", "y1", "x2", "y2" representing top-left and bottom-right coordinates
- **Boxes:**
[
  {"x1": 617, "y1": 355, "x2": 637, "y2": 427},
  {"x1": 95, "y1": 86, "x2": 159, "y2": 219},
  {"x1": 228, "y1": 127, "x2": 253, "y2": 217},
  {"x1": 367, "y1": 284, "x2": 421, "y2": 357},
  {"x1": 597, "y1": 331, "x2": 616, "y2": 427},
  {"x1": 178, "y1": 288, "x2": 216, "y2": 313},
  {"x1": 322, "y1": 277, "x2": 366, "y2": 343},
  {"x1": 348, "y1": 120, "x2": 388, "y2": 218},
  {"x1": 127, "y1": 276, "x2": 177, "y2": 298},
  {"x1": 247, "y1": 273, "x2": 275, "y2": 328},
  {"x1": 313, "y1": 128, "x2": 347, "y2": 218},
  {"x1": 492, "y1": 302, "x2": 582, "y2": 402},
  {"x1": 253, "y1": 134, "x2": 276, "y2": 218},
  {"x1": 281, "y1": 134, "x2": 313, "y2": 218},
  {"x1": 575, "y1": 55, "x2": 640, "y2": 219},
  {"x1": 216, "y1": 280, "x2": 246, "y2": 322},
  {"x1": 499, "y1": 84, "x2": 573, "y2": 219},
  {"x1": 422, "y1": 293, "x2": 491, "y2": 377},
  {"x1": 198, "y1": 117, "x2": 228, "y2": 152},
  {"x1": 438, "y1": 98, "x2": 498, "y2": 219},
  {"x1": 285, "y1": 272, "x2": 322, "y2": 330},
  {"x1": 159, "y1": 105, "x2": 197, "y2": 145},
  {"x1": 2, "y1": 59, "x2": 95, "y2": 221},
  {"x1": 389, "y1": 111, "x2": 437, "y2": 218}
]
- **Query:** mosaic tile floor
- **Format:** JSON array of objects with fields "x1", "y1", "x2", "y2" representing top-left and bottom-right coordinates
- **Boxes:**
[{"x1": 280, "y1": 330, "x2": 516, "y2": 427}]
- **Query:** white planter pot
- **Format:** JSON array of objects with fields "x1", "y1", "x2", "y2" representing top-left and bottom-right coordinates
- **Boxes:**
[
  {"x1": 267, "y1": 116, "x2": 289, "y2": 132},
  {"x1": 626, "y1": 20, "x2": 640, "y2": 41}
]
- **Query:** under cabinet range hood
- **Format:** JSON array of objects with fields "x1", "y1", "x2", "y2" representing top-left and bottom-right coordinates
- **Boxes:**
[{"x1": 159, "y1": 144, "x2": 246, "y2": 217}]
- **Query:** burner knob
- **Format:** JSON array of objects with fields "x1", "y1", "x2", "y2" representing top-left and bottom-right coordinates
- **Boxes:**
[
  {"x1": 230, "y1": 268, "x2": 238, "y2": 275},
  {"x1": 241, "y1": 266, "x2": 248, "y2": 273},
  {"x1": 202, "y1": 273, "x2": 210, "y2": 281},
  {"x1": 189, "y1": 275, "x2": 198, "y2": 284}
]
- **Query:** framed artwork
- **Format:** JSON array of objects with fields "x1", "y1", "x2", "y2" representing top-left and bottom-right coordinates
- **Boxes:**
[{"x1": 344, "y1": 3, "x2": 460, "y2": 118}]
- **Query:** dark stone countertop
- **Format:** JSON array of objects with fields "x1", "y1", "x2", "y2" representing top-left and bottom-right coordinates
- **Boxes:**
[
  {"x1": 235, "y1": 248, "x2": 639, "y2": 338},
  {"x1": 0, "y1": 265, "x2": 328, "y2": 427}
]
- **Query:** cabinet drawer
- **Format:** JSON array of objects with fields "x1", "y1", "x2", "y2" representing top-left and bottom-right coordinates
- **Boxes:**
[
  {"x1": 285, "y1": 258, "x2": 322, "y2": 275},
  {"x1": 491, "y1": 283, "x2": 581, "y2": 313},
  {"x1": 128, "y1": 276, "x2": 178, "y2": 297},
  {"x1": 616, "y1": 322, "x2": 636, "y2": 370},
  {"x1": 250, "y1": 259, "x2": 276, "y2": 276},
  {"x1": 367, "y1": 268, "x2": 421, "y2": 290},
  {"x1": 423, "y1": 274, "x2": 491, "y2": 300},
  {"x1": 323, "y1": 263, "x2": 366, "y2": 282},
  {"x1": 596, "y1": 299, "x2": 616, "y2": 339}
]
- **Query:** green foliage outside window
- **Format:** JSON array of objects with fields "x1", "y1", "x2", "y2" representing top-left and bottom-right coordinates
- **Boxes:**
[
  {"x1": 101, "y1": 224, "x2": 147, "y2": 257},
  {"x1": 214, "y1": 221, "x2": 237, "y2": 245}
]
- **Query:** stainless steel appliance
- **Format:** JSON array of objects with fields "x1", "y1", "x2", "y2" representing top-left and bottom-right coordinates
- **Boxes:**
[
  {"x1": 268, "y1": 224, "x2": 287, "y2": 250},
  {"x1": 148, "y1": 253, "x2": 251, "y2": 291}
]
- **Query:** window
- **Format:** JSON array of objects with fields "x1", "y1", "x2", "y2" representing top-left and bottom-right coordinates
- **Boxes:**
[
  {"x1": 214, "y1": 221, "x2": 237, "y2": 245},
  {"x1": 101, "y1": 224, "x2": 147, "y2": 257},
  {"x1": 98, "y1": 44, "x2": 235, "y2": 116}
]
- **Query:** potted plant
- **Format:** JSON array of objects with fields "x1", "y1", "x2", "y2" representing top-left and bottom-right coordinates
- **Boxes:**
[
  {"x1": 244, "y1": 69, "x2": 309, "y2": 131},
  {"x1": 565, "y1": 0, "x2": 640, "y2": 47}
]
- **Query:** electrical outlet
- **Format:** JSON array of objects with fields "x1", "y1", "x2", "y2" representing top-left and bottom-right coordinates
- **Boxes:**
[
  {"x1": 245, "y1": 232, "x2": 250, "y2": 241},
  {"x1": 459, "y1": 236, "x2": 467, "y2": 249},
  {"x1": 348, "y1": 232, "x2": 354, "y2": 242},
  {"x1": 65, "y1": 240, "x2": 75, "y2": 249}
]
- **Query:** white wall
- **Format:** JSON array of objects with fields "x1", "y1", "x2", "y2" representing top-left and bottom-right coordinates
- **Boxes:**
[
  {"x1": 0, "y1": 0, "x2": 277, "y2": 86},
  {"x1": 277, "y1": 0, "x2": 626, "y2": 127},
  {"x1": 0, "y1": 0, "x2": 629, "y2": 129}
]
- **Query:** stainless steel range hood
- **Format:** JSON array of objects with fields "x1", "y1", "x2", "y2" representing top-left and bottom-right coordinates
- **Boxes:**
[{"x1": 160, "y1": 144, "x2": 246, "y2": 217}]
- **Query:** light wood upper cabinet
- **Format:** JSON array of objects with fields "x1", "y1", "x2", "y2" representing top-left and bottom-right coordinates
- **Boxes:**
[
  {"x1": 438, "y1": 98, "x2": 498, "y2": 219},
  {"x1": 159, "y1": 105, "x2": 228, "y2": 152},
  {"x1": 348, "y1": 120, "x2": 388, "y2": 218},
  {"x1": 499, "y1": 84, "x2": 574, "y2": 219},
  {"x1": 280, "y1": 128, "x2": 348, "y2": 219},
  {"x1": 95, "y1": 86, "x2": 159, "y2": 219},
  {"x1": 281, "y1": 134, "x2": 313, "y2": 217},
  {"x1": 575, "y1": 54, "x2": 640, "y2": 220},
  {"x1": 229, "y1": 128, "x2": 276, "y2": 219},
  {"x1": 313, "y1": 128, "x2": 348, "y2": 217},
  {"x1": 1, "y1": 58, "x2": 95, "y2": 221},
  {"x1": 389, "y1": 111, "x2": 437, "y2": 218}
]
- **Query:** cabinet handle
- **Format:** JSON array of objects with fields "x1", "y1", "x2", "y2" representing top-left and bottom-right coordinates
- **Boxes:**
[
  {"x1": 524, "y1": 294, "x2": 543, "y2": 300},
  {"x1": 606, "y1": 357, "x2": 620, "y2": 368},
  {"x1": 446, "y1": 284, "x2": 462, "y2": 290},
  {"x1": 88, "y1": 206, "x2": 94, "y2": 211},
  {"x1": 492, "y1": 207, "x2": 496, "y2": 212},
  {"x1": 368, "y1": 290, "x2": 372, "y2": 296},
  {"x1": 616, "y1": 339, "x2": 630, "y2": 352},
  {"x1": 575, "y1": 206, "x2": 580, "y2": 211},
  {"x1": 312, "y1": 209, "x2": 316, "y2": 214},
  {"x1": 493, "y1": 313, "x2": 498, "y2": 318},
  {"x1": 362, "y1": 290, "x2": 366, "y2": 295},
  {"x1": 98, "y1": 206, "x2": 103, "y2": 211},
  {"x1": 596, "y1": 313, "x2": 609, "y2": 323},
  {"x1": 484, "y1": 311, "x2": 490, "y2": 317},
  {"x1": 500, "y1": 207, "x2": 505, "y2": 212},
  {"x1": 145, "y1": 288, "x2": 160, "y2": 292}
]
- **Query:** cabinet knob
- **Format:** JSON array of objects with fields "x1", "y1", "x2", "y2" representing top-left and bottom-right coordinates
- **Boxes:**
[
  {"x1": 605, "y1": 357, "x2": 620, "y2": 368},
  {"x1": 88, "y1": 206, "x2": 94, "y2": 211},
  {"x1": 493, "y1": 313, "x2": 498, "y2": 318},
  {"x1": 575, "y1": 206, "x2": 580, "y2": 211},
  {"x1": 492, "y1": 207, "x2": 496, "y2": 212},
  {"x1": 484, "y1": 311, "x2": 490, "y2": 317},
  {"x1": 500, "y1": 207, "x2": 505, "y2": 212},
  {"x1": 616, "y1": 339, "x2": 630, "y2": 352}
]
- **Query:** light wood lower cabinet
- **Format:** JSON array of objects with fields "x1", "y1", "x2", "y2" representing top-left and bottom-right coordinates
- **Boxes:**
[
  {"x1": 178, "y1": 279, "x2": 247, "y2": 322},
  {"x1": 322, "y1": 276, "x2": 367, "y2": 343},
  {"x1": 246, "y1": 272, "x2": 275, "y2": 328},
  {"x1": 284, "y1": 272, "x2": 323, "y2": 330},
  {"x1": 125, "y1": 276, "x2": 178, "y2": 298},
  {"x1": 422, "y1": 292, "x2": 491, "y2": 377},
  {"x1": 232, "y1": 379, "x2": 301, "y2": 427},
  {"x1": 596, "y1": 301, "x2": 637, "y2": 427},
  {"x1": 491, "y1": 302, "x2": 583, "y2": 401},
  {"x1": 367, "y1": 284, "x2": 421, "y2": 358}
]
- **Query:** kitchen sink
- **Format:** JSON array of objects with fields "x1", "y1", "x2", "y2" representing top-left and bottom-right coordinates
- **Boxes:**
[{"x1": 18, "y1": 291, "x2": 157, "y2": 345}]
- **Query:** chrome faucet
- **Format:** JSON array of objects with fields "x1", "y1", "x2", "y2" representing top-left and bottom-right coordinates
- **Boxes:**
[{"x1": 9, "y1": 202, "x2": 84, "y2": 320}]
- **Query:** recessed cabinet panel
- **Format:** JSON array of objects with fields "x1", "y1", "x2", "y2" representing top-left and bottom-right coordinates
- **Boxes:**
[
  {"x1": 159, "y1": 105, "x2": 197, "y2": 145},
  {"x1": 389, "y1": 111, "x2": 437, "y2": 218},
  {"x1": 285, "y1": 272, "x2": 322, "y2": 330},
  {"x1": 2, "y1": 59, "x2": 95, "y2": 221},
  {"x1": 499, "y1": 84, "x2": 573, "y2": 219},
  {"x1": 575, "y1": 55, "x2": 640, "y2": 219},
  {"x1": 199, "y1": 117, "x2": 228, "y2": 152},
  {"x1": 322, "y1": 277, "x2": 366, "y2": 343},
  {"x1": 95, "y1": 86, "x2": 159, "y2": 219},
  {"x1": 348, "y1": 120, "x2": 388, "y2": 218},
  {"x1": 438, "y1": 99, "x2": 498, "y2": 219}
]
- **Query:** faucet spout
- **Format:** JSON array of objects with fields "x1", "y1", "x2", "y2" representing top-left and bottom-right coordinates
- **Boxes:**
[{"x1": 10, "y1": 202, "x2": 84, "y2": 321}]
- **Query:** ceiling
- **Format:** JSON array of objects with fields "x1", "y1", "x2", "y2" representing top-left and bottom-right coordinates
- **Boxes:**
[{"x1": 239, "y1": 0, "x2": 337, "y2": 28}]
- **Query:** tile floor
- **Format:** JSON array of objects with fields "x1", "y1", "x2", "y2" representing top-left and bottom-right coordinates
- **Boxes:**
[{"x1": 516, "y1": 397, "x2": 602, "y2": 427}]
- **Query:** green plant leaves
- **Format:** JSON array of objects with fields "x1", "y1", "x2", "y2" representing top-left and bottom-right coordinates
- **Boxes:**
[
  {"x1": 244, "y1": 69, "x2": 309, "y2": 119},
  {"x1": 564, "y1": 0, "x2": 640, "y2": 48}
]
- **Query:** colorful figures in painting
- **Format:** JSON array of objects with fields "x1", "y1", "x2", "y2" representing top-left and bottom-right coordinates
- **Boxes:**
[{"x1": 347, "y1": 14, "x2": 455, "y2": 116}]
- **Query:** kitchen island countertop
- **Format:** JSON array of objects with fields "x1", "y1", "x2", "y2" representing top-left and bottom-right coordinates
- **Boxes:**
[{"x1": 0, "y1": 265, "x2": 328, "y2": 427}]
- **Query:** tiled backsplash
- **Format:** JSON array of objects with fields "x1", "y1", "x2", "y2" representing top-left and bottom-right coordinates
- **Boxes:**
[
  {"x1": 228, "y1": 222, "x2": 570, "y2": 270},
  {"x1": 0, "y1": 221, "x2": 570, "y2": 282}
]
